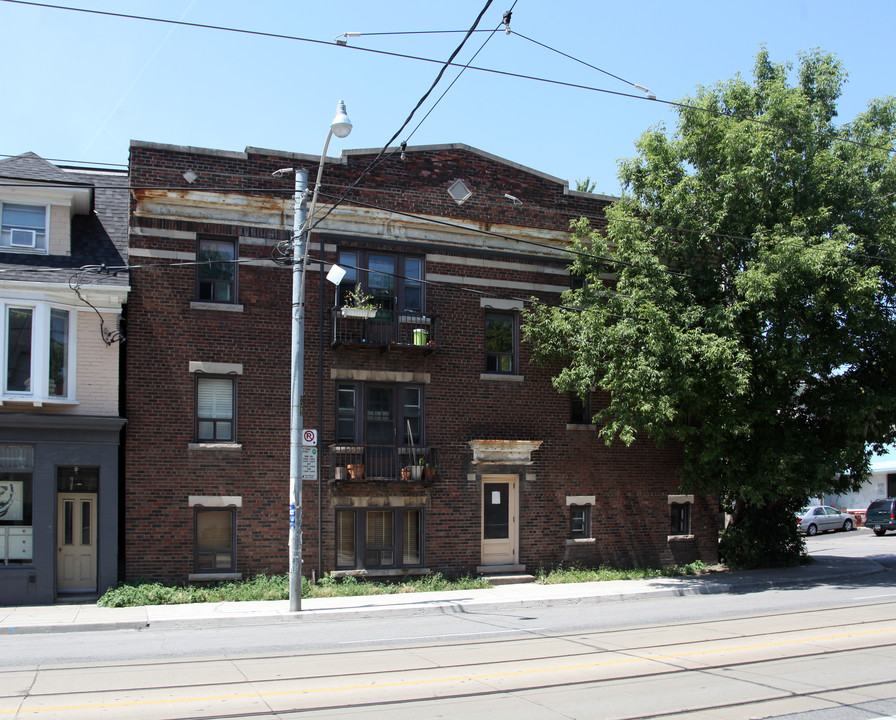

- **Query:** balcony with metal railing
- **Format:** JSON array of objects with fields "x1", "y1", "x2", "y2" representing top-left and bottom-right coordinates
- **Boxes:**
[
  {"x1": 329, "y1": 444, "x2": 438, "y2": 482},
  {"x1": 331, "y1": 309, "x2": 440, "y2": 350}
]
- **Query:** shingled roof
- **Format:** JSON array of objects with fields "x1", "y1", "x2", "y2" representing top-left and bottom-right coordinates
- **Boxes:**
[
  {"x1": 0, "y1": 153, "x2": 128, "y2": 287},
  {"x1": 0, "y1": 152, "x2": 93, "y2": 186}
]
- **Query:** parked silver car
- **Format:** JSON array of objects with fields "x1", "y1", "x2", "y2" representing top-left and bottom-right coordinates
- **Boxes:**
[{"x1": 796, "y1": 505, "x2": 856, "y2": 536}]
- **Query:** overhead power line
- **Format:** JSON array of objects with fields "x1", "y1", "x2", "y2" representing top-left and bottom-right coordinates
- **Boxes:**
[
  {"x1": 4, "y1": 0, "x2": 893, "y2": 156},
  {"x1": 2, "y1": 175, "x2": 892, "y2": 269},
  {"x1": 297, "y1": 0, "x2": 503, "y2": 238}
]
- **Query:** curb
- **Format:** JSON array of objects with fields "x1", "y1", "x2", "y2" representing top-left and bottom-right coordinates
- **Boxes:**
[{"x1": 2, "y1": 561, "x2": 887, "y2": 636}]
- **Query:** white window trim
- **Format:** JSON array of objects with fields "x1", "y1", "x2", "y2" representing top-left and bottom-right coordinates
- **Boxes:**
[{"x1": 1, "y1": 301, "x2": 77, "y2": 404}]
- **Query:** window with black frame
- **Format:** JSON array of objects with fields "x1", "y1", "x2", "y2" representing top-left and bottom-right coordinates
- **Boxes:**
[
  {"x1": 670, "y1": 502, "x2": 691, "y2": 535},
  {"x1": 194, "y1": 507, "x2": 236, "y2": 572},
  {"x1": 336, "y1": 507, "x2": 423, "y2": 569},
  {"x1": 484, "y1": 311, "x2": 516, "y2": 374},
  {"x1": 570, "y1": 505, "x2": 591, "y2": 538},
  {"x1": 337, "y1": 249, "x2": 424, "y2": 314},
  {"x1": 569, "y1": 393, "x2": 592, "y2": 424},
  {"x1": 195, "y1": 376, "x2": 236, "y2": 442},
  {"x1": 197, "y1": 237, "x2": 237, "y2": 303},
  {"x1": 336, "y1": 381, "x2": 423, "y2": 478}
]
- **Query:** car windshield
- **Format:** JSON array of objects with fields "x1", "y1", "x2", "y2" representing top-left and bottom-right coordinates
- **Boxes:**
[{"x1": 868, "y1": 501, "x2": 889, "y2": 511}]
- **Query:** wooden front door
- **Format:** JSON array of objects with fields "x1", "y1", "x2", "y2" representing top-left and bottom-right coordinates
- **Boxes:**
[
  {"x1": 57, "y1": 493, "x2": 97, "y2": 592},
  {"x1": 480, "y1": 475, "x2": 519, "y2": 566}
]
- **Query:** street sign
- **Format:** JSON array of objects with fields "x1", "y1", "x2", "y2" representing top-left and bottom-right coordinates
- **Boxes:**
[
  {"x1": 302, "y1": 446, "x2": 317, "y2": 480},
  {"x1": 302, "y1": 429, "x2": 317, "y2": 446}
]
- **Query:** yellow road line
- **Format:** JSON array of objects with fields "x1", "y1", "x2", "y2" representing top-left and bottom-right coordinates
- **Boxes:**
[{"x1": 7, "y1": 625, "x2": 895, "y2": 715}]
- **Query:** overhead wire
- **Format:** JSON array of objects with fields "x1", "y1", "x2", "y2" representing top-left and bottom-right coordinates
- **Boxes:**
[
  {"x1": 509, "y1": 28, "x2": 649, "y2": 94},
  {"x1": 401, "y1": 6, "x2": 510, "y2": 145},
  {"x1": 3, "y1": 0, "x2": 893, "y2": 155},
  {"x1": 2, "y1": 176, "x2": 894, "y2": 269},
  {"x1": 299, "y1": 0, "x2": 500, "y2": 236}
]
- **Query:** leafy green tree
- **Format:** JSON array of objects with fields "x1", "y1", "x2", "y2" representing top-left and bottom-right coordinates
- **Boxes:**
[{"x1": 524, "y1": 49, "x2": 896, "y2": 566}]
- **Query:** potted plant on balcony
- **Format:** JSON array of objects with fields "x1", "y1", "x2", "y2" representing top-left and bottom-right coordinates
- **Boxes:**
[
  {"x1": 340, "y1": 284, "x2": 378, "y2": 319},
  {"x1": 409, "y1": 456, "x2": 425, "y2": 481}
]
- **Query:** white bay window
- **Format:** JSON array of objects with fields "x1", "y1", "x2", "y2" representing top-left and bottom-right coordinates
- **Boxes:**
[{"x1": 3, "y1": 303, "x2": 74, "y2": 402}]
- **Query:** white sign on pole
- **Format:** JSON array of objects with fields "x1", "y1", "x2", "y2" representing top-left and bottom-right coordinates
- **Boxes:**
[
  {"x1": 302, "y1": 446, "x2": 317, "y2": 480},
  {"x1": 302, "y1": 429, "x2": 317, "y2": 446}
]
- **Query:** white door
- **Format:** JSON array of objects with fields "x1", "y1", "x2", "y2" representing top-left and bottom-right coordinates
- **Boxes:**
[
  {"x1": 480, "y1": 475, "x2": 519, "y2": 566},
  {"x1": 57, "y1": 493, "x2": 97, "y2": 592}
]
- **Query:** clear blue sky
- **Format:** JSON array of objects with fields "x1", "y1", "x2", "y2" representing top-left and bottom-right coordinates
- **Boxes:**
[{"x1": 2, "y1": 0, "x2": 894, "y2": 196}]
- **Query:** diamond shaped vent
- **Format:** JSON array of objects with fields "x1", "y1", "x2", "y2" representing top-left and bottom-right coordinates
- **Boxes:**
[{"x1": 447, "y1": 179, "x2": 472, "y2": 205}]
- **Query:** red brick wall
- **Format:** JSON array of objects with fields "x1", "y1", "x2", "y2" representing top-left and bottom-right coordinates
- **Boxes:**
[{"x1": 124, "y1": 143, "x2": 718, "y2": 583}]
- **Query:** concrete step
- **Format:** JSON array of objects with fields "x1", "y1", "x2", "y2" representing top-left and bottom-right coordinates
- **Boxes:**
[{"x1": 482, "y1": 573, "x2": 537, "y2": 586}]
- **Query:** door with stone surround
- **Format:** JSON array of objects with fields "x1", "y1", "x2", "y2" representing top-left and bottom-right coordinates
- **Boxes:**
[{"x1": 480, "y1": 474, "x2": 518, "y2": 566}]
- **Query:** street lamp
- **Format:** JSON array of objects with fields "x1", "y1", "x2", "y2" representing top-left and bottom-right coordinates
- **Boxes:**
[{"x1": 275, "y1": 100, "x2": 353, "y2": 612}]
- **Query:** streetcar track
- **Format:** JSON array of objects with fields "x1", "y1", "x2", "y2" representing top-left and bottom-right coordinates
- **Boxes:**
[
  {"x1": 4, "y1": 624, "x2": 896, "y2": 710},
  {"x1": 2, "y1": 597, "x2": 894, "y2": 679}
]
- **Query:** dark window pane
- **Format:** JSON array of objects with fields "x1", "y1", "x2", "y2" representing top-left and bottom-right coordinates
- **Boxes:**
[
  {"x1": 671, "y1": 503, "x2": 690, "y2": 534},
  {"x1": 63, "y1": 500, "x2": 73, "y2": 545},
  {"x1": 368, "y1": 255, "x2": 395, "y2": 311},
  {"x1": 7, "y1": 308, "x2": 32, "y2": 392},
  {"x1": 483, "y1": 483, "x2": 509, "y2": 539},
  {"x1": 197, "y1": 239, "x2": 235, "y2": 302},
  {"x1": 484, "y1": 312, "x2": 515, "y2": 374},
  {"x1": 337, "y1": 386, "x2": 356, "y2": 442},
  {"x1": 404, "y1": 258, "x2": 422, "y2": 312},
  {"x1": 403, "y1": 509, "x2": 421, "y2": 564},
  {"x1": 81, "y1": 500, "x2": 92, "y2": 545},
  {"x1": 336, "y1": 510, "x2": 356, "y2": 567},
  {"x1": 48, "y1": 309, "x2": 68, "y2": 397},
  {"x1": 570, "y1": 506, "x2": 588, "y2": 537}
]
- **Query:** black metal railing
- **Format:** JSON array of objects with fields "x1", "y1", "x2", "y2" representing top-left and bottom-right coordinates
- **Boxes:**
[
  {"x1": 331, "y1": 309, "x2": 440, "y2": 349},
  {"x1": 329, "y1": 444, "x2": 438, "y2": 482}
]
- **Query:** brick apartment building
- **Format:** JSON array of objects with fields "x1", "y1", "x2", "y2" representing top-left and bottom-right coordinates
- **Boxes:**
[
  {"x1": 124, "y1": 140, "x2": 718, "y2": 585},
  {"x1": 0, "y1": 153, "x2": 128, "y2": 605}
]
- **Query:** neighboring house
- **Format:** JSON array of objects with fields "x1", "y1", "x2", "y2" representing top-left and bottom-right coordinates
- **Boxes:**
[
  {"x1": 0, "y1": 153, "x2": 128, "y2": 605},
  {"x1": 824, "y1": 451, "x2": 896, "y2": 523},
  {"x1": 125, "y1": 140, "x2": 718, "y2": 586}
]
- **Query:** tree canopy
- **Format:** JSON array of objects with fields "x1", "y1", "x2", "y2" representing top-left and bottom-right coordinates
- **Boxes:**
[{"x1": 524, "y1": 49, "x2": 896, "y2": 564}]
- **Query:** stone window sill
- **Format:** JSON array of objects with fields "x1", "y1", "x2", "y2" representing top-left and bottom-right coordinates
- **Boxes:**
[
  {"x1": 667, "y1": 534, "x2": 695, "y2": 542},
  {"x1": 565, "y1": 537, "x2": 596, "y2": 545},
  {"x1": 480, "y1": 373, "x2": 524, "y2": 382},
  {"x1": 190, "y1": 301, "x2": 244, "y2": 313},
  {"x1": 188, "y1": 442, "x2": 243, "y2": 453},
  {"x1": 566, "y1": 423, "x2": 596, "y2": 431}
]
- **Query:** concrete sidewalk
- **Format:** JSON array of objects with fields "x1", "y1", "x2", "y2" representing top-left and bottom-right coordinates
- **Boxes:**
[{"x1": 0, "y1": 556, "x2": 886, "y2": 635}]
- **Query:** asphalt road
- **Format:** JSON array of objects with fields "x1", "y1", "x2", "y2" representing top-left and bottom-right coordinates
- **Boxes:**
[{"x1": 2, "y1": 529, "x2": 895, "y2": 719}]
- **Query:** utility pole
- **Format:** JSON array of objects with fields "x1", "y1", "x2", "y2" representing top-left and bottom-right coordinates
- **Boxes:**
[
  {"x1": 275, "y1": 101, "x2": 352, "y2": 613},
  {"x1": 289, "y1": 168, "x2": 309, "y2": 612}
]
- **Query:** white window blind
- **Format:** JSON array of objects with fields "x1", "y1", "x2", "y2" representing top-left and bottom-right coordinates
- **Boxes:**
[{"x1": 197, "y1": 377, "x2": 233, "y2": 441}]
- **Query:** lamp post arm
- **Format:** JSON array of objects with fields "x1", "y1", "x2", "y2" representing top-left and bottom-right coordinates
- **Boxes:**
[{"x1": 305, "y1": 127, "x2": 335, "y2": 241}]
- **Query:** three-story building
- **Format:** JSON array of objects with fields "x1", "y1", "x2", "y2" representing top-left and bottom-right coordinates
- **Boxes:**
[{"x1": 125, "y1": 140, "x2": 718, "y2": 585}]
